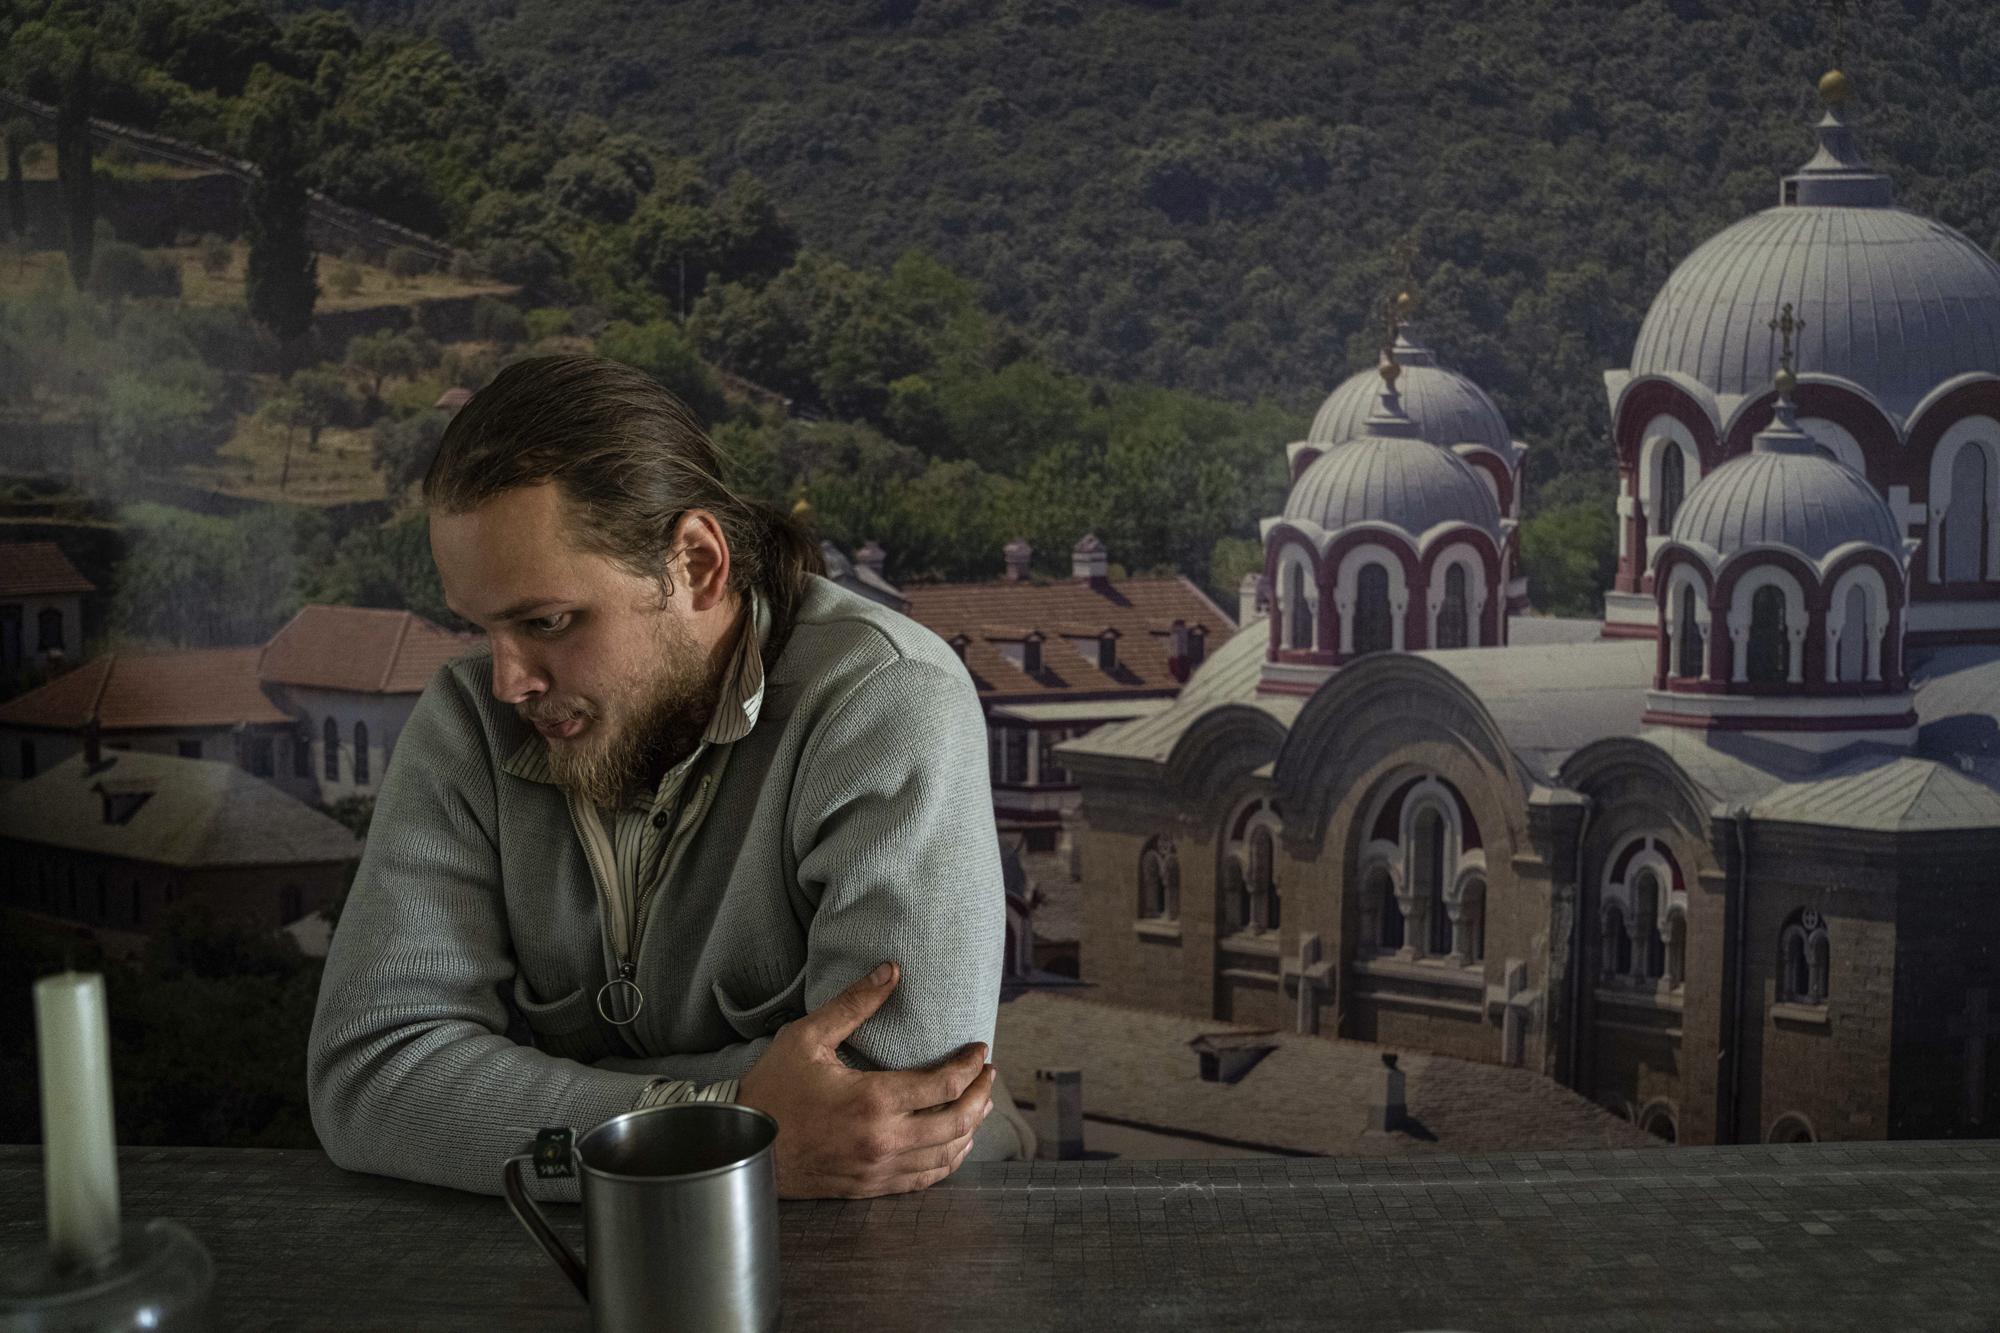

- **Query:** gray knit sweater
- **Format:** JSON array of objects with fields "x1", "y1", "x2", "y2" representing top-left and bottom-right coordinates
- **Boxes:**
[{"x1": 307, "y1": 575, "x2": 1005, "y2": 1197}]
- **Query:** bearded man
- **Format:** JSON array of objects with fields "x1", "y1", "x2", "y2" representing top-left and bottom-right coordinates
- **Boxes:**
[{"x1": 307, "y1": 355, "x2": 1021, "y2": 1200}]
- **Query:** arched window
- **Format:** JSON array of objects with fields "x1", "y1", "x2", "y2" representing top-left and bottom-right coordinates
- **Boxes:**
[
  {"x1": 1138, "y1": 839, "x2": 1179, "y2": 922},
  {"x1": 1361, "y1": 863, "x2": 1403, "y2": 950},
  {"x1": 1777, "y1": 909, "x2": 1830, "y2": 1004},
  {"x1": 1665, "y1": 911, "x2": 1686, "y2": 988},
  {"x1": 1248, "y1": 824, "x2": 1278, "y2": 930},
  {"x1": 354, "y1": 721, "x2": 370, "y2": 785},
  {"x1": 1633, "y1": 869, "x2": 1665, "y2": 981},
  {"x1": 1657, "y1": 444, "x2": 1685, "y2": 537},
  {"x1": 1354, "y1": 564, "x2": 1394, "y2": 655},
  {"x1": 1602, "y1": 903, "x2": 1631, "y2": 980},
  {"x1": 1220, "y1": 858, "x2": 1249, "y2": 933},
  {"x1": 1837, "y1": 583, "x2": 1870, "y2": 683},
  {"x1": 1436, "y1": 564, "x2": 1470, "y2": 649},
  {"x1": 1747, "y1": 584, "x2": 1789, "y2": 684},
  {"x1": 1414, "y1": 806, "x2": 1449, "y2": 955},
  {"x1": 36, "y1": 608, "x2": 63, "y2": 653},
  {"x1": 323, "y1": 717, "x2": 339, "y2": 781},
  {"x1": 1221, "y1": 798, "x2": 1280, "y2": 936},
  {"x1": 1942, "y1": 444, "x2": 1990, "y2": 582},
  {"x1": 1286, "y1": 562, "x2": 1315, "y2": 651},
  {"x1": 1675, "y1": 584, "x2": 1704, "y2": 678}
]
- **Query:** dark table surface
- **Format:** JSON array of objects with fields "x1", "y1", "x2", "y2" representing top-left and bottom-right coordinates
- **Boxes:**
[{"x1": 4, "y1": 1141, "x2": 2000, "y2": 1331}]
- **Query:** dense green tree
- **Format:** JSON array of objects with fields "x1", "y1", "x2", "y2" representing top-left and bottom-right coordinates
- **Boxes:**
[
  {"x1": 370, "y1": 409, "x2": 446, "y2": 495},
  {"x1": 2, "y1": 118, "x2": 28, "y2": 241},
  {"x1": 111, "y1": 503, "x2": 308, "y2": 646},
  {"x1": 287, "y1": 365, "x2": 354, "y2": 449},
  {"x1": 594, "y1": 318, "x2": 726, "y2": 424},
  {"x1": 300, "y1": 510, "x2": 452, "y2": 624},
  {"x1": 238, "y1": 72, "x2": 319, "y2": 363},
  {"x1": 345, "y1": 328, "x2": 424, "y2": 404},
  {"x1": 1518, "y1": 496, "x2": 1618, "y2": 619}
]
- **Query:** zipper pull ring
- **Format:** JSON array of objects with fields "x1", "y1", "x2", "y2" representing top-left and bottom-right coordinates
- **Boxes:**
[{"x1": 596, "y1": 959, "x2": 645, "y2": 1026}]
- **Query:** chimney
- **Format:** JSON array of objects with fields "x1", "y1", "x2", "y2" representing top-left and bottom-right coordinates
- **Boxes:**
[
  {"x1": 1072, "y1": 533, "x2": 1108, "y2": 582},
  {"x1": 1367, "y1": 1052, "x2": 1407, "y2": 1132},
  {"x1": 856, "y1": 541, "x2": 887, "y2": 577},
  {"x1": 1003, "y1": 538, "x2": 1032, "y2": 581},
  {"x1": 1239, "y1": 571, "x2": 1266, "y2": 626},
  {"x1": 1033, "y1": 1067, "x2": 1084, "y2": 1160}
]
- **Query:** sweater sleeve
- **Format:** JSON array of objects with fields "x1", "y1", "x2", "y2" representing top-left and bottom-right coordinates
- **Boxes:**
[
  {"x1": 788, "y1": 655, "x2": 1005, "y2": 1073},
  {"x1": 306, "y1": 670, "x2": 663, "y2": 1199}
]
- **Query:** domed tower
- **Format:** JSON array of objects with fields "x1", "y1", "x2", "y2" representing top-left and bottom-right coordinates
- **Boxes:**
[
  {"x1": 1291, "y1": 290, "x2": 1530, "y2": 611},
  {"x1": 1603, "y1": 71, "x2": 2000, "y2": 647},
  {"x1": 1257, "y1": 349, "x2": 1511, "y2": 697},
  {"x1": 1644, "y1": 348, "x2": 1918, "y2": 750}
]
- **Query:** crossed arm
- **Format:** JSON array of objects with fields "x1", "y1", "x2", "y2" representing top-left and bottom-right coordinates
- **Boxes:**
[{"x1": 307, "y1": 656, "x2": 1003, "y2": 1199}]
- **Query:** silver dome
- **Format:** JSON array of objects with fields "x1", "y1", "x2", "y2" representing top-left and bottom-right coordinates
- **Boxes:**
[
  {"x1": 1629, "y1": 101, "x2": 2000, "y2": 418},
  {"x1": 1670, "y1": 404, "x2": 1903, "y2": 560},
  {"x1": 1285, "y1": 391, "x2": 1503, "y2": 539},
  {"x1": 1308, "y1": 332, "x2": 1514, "y2": 454}
]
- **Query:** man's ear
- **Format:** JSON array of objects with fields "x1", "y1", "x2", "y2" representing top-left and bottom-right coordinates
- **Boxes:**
[{"x1": 674, "y1": 509, "x2": 733, "y2": 612}]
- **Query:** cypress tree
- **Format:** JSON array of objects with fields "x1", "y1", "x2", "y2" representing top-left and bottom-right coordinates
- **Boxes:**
[
  {"x1": 242, "y1": 104, "x2": 319, "y2": 369},
  {"x1": 4, "y1": 120, "x2": 28, "y2": 242},
  {"x1": 54, "y1": 45, "x2": 94, "y2": 288}
]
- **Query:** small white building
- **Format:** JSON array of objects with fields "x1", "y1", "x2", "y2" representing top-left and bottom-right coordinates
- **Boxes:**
[
  {"x1": 0, "y1": 541, "x2": 94, "y2": 679},
  {"x1": 0, "y1": 604, "x2": 474, "y2": 802}
]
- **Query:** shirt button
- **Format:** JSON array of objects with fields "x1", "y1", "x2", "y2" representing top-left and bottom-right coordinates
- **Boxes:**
[{"x1": 651, "y1": 810, "x2": 670, "y2": 830}]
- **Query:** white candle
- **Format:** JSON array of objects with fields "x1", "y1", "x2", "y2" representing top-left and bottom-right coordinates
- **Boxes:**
[{"x1": 33, "y1": 971, "x2": 122, "y2": 1269}]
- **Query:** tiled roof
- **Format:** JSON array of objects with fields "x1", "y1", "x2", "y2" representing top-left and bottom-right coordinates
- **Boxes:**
[
  {"x1": 0, "y1": 750, "x2": 361, "y2": 867},
  {"x1": 1751, "y1": 753, "x2": 2000, "y2": 833},
  {"x1": 0, "y1": 542, "x2": 95, "y2": 597},
  {"x1": 1064, "y1": 614, "x2": 1650, "y2": 782},
  {"x1": 1061, "y1": 612, "x2": 1297, "y2": 766},
  {"x1": 258, "y1": 605, "x2": 473, "y2": 694},
  {"x1": 0, "y1": 648, "x2": 292, "y2": 732},
  {"x1": 995, "y1": 992, "x2": 1659, "y2": 1156},
  {"x1": 900, "y1": 576, "x2": 1236, "y2": 704}
]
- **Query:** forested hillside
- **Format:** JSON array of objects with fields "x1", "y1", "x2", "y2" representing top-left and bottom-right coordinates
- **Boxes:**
[{"x1": 274, "y1": 0, "x2": 2000, "y2": 491}]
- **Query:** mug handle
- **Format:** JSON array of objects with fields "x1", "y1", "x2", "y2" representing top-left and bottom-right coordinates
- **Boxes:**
[{"x1": 502, "y1": 1128, "x2": 589, "y2": 1301}]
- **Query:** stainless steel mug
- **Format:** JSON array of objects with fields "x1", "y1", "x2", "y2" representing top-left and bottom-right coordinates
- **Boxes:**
[{"x1": 502, "y1": 1102, "x2": 780, "y2": 1333}]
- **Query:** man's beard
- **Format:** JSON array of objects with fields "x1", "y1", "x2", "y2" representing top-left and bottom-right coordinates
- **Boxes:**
[{"x1": 524, "y1": 616, "x2": 715, "y2": 809}]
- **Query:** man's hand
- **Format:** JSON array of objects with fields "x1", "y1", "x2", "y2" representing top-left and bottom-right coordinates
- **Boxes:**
[{"x1": 735, "y1": 961, "x2": 994, "y2": 1199}]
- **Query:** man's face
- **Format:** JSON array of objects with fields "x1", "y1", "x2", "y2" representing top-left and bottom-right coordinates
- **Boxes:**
[{"x1": 430, "y1": 481, "x2": 717, "y2": 807}]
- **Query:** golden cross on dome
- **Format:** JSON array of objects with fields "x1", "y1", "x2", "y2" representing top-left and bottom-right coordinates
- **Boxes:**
[{"x1": 1770, "y1": 302, "x2": 1806, "y2": 374}]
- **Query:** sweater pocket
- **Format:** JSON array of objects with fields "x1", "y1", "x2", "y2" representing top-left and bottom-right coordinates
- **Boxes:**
[
  {"x1": 712, "y1": 967, "x2": 809, "y2": 1040},
  {"x1": 511, "y1": 975, "x2": 613, "y2": 1063}
]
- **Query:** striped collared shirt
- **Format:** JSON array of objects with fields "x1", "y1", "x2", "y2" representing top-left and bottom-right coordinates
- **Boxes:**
[{"x1": 500, "y1": 587, "x2": 772, "y2": 1109}]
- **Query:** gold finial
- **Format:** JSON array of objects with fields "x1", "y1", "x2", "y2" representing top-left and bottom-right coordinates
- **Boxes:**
[
  {"x1": 791, "y1": 496, "x2": 813, "y2": 518},
  {"x1": 1775, "y1": 365, "x2": 1798, "y2": 398},
  {"x1": 1379, "y1": 346, "x2": 1401, "y2": 390},
  {"x1": 1819, "y1": 69, "x2": 1851, "y2": 107}
]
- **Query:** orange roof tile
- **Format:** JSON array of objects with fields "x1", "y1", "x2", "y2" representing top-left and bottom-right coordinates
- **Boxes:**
[
  {"x1": 257, "y1": 604, "x2": 475, "y2": 694},
  {"x1": 900, "y1": 576, "x2": 1236, "y2": 703},
  {"x1": 0, "y1": 648, "x2": 291, "y2": 731},
  {"x1": 0, "y1": 542, "x2": 95, "y2": 598}
]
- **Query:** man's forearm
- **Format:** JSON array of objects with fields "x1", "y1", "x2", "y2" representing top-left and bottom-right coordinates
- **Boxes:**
[{"x1": 594, "y1": 1037, "x2": 772, "y2": 1083}]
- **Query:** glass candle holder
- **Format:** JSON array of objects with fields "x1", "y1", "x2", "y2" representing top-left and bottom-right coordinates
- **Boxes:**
[{"x1": 0, "y1": 1218, "x2": 214, "y2": 1332}]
